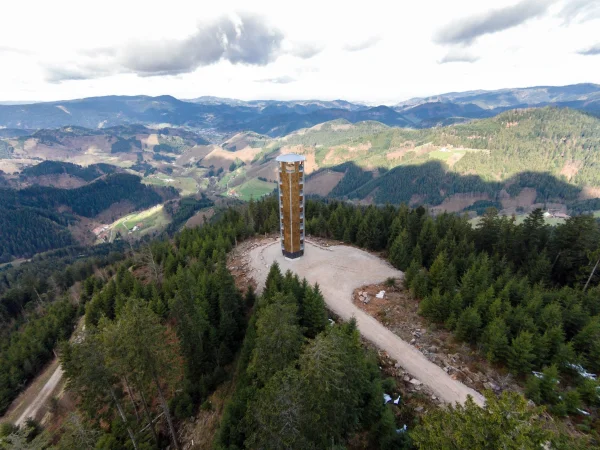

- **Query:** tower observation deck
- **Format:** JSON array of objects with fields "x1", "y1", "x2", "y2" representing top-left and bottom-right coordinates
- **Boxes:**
[{"x1": 276, "y1": 154, "x2": 305, "y2": 259}]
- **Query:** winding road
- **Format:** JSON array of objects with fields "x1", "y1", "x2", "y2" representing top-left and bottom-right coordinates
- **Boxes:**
[{"x1": 248, "y1": 239, "x2": 485, "y2": 407}]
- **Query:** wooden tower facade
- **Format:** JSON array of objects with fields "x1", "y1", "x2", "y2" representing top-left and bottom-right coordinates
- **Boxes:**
[{"x1": 276, "y1": 154, "x2": 305, "y2": 259}]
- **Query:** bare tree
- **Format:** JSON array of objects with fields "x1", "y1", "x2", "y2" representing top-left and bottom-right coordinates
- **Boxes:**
[
  {"x1": 583, "y1": 249, "x2": 600, "y2": 292},
  {"x1": 137, "y1": 244, "x2": 163, "y2": 286},
  {"x1": 60, "y1": 333, "x2": 139, "y2": 450},
  {"x1": 108, "y1": 299, "x2": 182, "y2": 450}
]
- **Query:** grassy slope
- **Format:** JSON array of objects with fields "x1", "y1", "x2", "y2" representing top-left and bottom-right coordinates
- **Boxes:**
[
  {"x1": 143, "y1": 173, "x2": 198, "y2": 196},
  {"x1": 276, "y1": 108, "x2": 600, "y2": 185},
  {"x1": 102, "y1": 204, "x2": 171, "y2": 242},
  {"x1": 227, "y1": 178, "x2": 276, "y2": 201}
]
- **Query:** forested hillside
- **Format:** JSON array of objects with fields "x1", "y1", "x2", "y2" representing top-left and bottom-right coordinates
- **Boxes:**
[
  {"x1": 0, "y1": 243, "x2": 125, "y2": 415},
  {"x1": 284, "y1": 108, "x2": 600, "y2": 207},
  {"x1": 305, "y1": 200, "x2": 600, "y2": 441},
  {"x1": 4, "y1": 107, "x2": 598, "y2": 215},
  {"x1": 0, "y1": 173, "x2": 165, "y2": 217},
  {"x1": 215, "y1": 263, "x2": 408, "y2": 449},
  {"x1": 0, "y1": 207, "x2": 74, "y2": 261},
  {"x1": 19, "y1": 160, "x2": 116, "y2": 182},
  {"x1": 53, "y1": 202, "x2": 279, "y2": 448},
  {"x1": 328, "y1": 161, "x2": 581, "y2": 206},
  {"x1": 0, "y1": 173, "x2": 170, "y2": 261},
  {"x1": 2, "y1": 197, "x2": 597, "y2": 448}
]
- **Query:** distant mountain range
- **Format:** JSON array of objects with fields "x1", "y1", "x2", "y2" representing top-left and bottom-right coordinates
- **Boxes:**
[
  {"x1": 1, "y1": 83, "x2": 599, "y2": 137},
  {"x1": 395, "y1": 83, "x2": 600, "y2": 109}
]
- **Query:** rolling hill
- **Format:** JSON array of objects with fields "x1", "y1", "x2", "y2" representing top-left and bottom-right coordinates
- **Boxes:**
[
  {"x1": 222, "y1": 107, "x2": 600, "y2": 214},
  {"x1": 0, "y1": 170, "x2": 177, "y2": 261},
  {"x1": 396, "y1": 83, "x2": 600, "y2": 110},
  {"x1": 1, "y1": 84, "x2": 599, "y2": 138},
  {"x1": 394, "y1": 83, "x2": 600, "y2": 125},
  {"x1": 3, "y1": 105, "x2": 600, "y2": 249}
]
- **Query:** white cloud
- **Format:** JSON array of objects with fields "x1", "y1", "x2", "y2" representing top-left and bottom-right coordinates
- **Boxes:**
[
  {"x1": 0, "y1": 0, "x2": 598, "y2": 103},
  {"x1": 439, "y1": 50, "x2": 480, "y2": 64},
  {"x1": 254, "y1": 75, "x2": 296, "y2": 84},
  {"x1": 434, "y1": 0, "x2": 555, "y2": 46},
  {"x1": 577, "y1": 43, "x2": 600, "y2": 55},
  {"x1": 288, "y1": 42, "x2": 324, "y2": 59},
  {"x1": 559, "y1": 0, "x2": 600, "y2": 24},
  {"x1": 44, "y1": 13, "x2": 286, "y2": 82},
  {"x1": 343, "y1": 36, "x2": 381, "y2": 52}
]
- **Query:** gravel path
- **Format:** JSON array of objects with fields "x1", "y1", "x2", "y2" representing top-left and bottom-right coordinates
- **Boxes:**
[
  {"x1": 16, "y1": 365, "x2": 64, "y2": 426},
  {"x1": 248, "y1": 239, "x2": 485, "y2": 407}
]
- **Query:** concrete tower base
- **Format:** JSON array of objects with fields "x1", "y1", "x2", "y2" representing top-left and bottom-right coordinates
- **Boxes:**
[{"x1": 282, "y1": 249, "x2": 304, "y2": 259}]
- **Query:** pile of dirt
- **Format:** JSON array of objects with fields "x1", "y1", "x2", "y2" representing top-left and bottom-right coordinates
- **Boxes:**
[{"x1": 226, "y1": 236, "x2": 274, "y2": 294}]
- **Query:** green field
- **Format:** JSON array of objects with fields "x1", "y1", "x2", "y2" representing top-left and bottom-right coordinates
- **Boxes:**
[
  {"x1": 143, "y1": 173, "x2": 198, "y2": 195},
  {"x1": 218, "y1": 166, "x2": 247, "y2": 189},
  {"x1": 469, "y1": 214, "x2": 568, "y2": 227},
  {"x1": 226, "y1": 178, "x2": 276, "y2": 201},
  {"x1": 428, "y1": 149, "x2": 465, "y2": 162},
  {"x1": 103, "y1": 204, "x2": 170, "y2": 242}
]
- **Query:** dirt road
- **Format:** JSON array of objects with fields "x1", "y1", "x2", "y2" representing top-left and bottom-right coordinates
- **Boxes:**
[
  {"x1": 15, "y1": 365, "x2": 64, "y2": 426},
  {"x1": 248, "y1": 239, "x2": 485, "y2": 407},
  {"x1": 3, "y1": 317, "x2": 84, "y2": 426}
]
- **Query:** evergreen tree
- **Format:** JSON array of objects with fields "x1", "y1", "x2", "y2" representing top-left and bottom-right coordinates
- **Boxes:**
[
  {"x1": 482, "y1": 317, "x2": 510, "y2": 363},
  {"x1": 106, "y1": 299, "x2": 182, "y2": 449},
  {"x1": 248, "y1": 293, "x2": 303, "y2": 385},
  {"x1": 455, "y1": 306, "x2": 482, "y2": 344},
  {"x1": 419, "y1": 288, "x2": 448, "y2": 323},
  {"x1": 573, "y1": 316, "x2": 600, "y2": 372},
  {"x1": 389, "y1": 229, "x2": 412, "y2": 271},
  {"x1": 301, "y1": 285, "x2": 328, "y2": 338},
  {"x1": 428, "y1": 250, "x2": 456, "y2": 294},
  {"x1": 508, "y1": 331, "x2": 536, "y2": 375},
  {"x1": 245, "y1": 368, "x2": 311, "y2": 450},
  {"x1": 411, "y1": 391, "x2": 550, "y2": 450}
]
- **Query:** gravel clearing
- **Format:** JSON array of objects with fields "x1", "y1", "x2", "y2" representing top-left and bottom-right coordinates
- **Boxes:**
[{"x1": 248, "y1": 239, "x2": 485, "y2": 407}]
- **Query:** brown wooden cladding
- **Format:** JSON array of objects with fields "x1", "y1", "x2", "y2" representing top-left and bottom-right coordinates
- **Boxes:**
[{"x1": 279, "y1": 161, "x2": 304, "y2": 256}]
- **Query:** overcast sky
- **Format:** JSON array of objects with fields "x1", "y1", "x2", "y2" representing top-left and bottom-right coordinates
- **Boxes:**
[{"x1": 1, "y1": 0, "x2": 599, "y2": 104}]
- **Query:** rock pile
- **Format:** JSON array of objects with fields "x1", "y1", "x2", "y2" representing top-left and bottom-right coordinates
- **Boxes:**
[{"x1": 357, "y1": 291, "x2": 371, "y2": 304}]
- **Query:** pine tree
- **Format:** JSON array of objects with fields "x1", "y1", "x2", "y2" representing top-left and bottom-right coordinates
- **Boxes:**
[
  {"x1": 573, "y1": 316, "x2": 600, "y2": 372},
  {"x1": 60, "y1": 332, "x2": 139, "y2": 450},
  {"x1": 410, "y1": 269, "x2": 430, "y2": 299},
  {"x1": 109, "y1": 299, "x2": 183, "y2": 450},
  {"x1": 248, "y1": 294, "x2": 303, "y2": 385},
  {"x1": 244, "y1": 285, "x2": 257, "y2": 308},
  {"x1": 389, "y1": 229, "x2": 412, "y2": 271},
  {"x1": 482, "y1": 317, "x2": 510, "y2": 364},
  {"x1": 429, "y1": 251, "x2": 456, "y2": 294},
  {"x1": 419, "y1": 288, "x2": 448, "y2": 323},
  {"x1": 299, "y1": 323, "x2": 369, "y2": 446},
  {"x1": 539, "y1": 325, "x2": 565, "y2": 367},
  {"x1": 301, "y1": 285, "x2": 328, "y2": 338},
  {"x1": 508, "y1": 331, "x2": 536, "y2": 375},
  {"x1": 263, "y1": 263, "x2": 283, "y2": 301},
  {"x1": 411, "y1": 391, "x2": 550, "y2": 450},
  {"x1": 417, "y1": 217, "x2": 438, "y2": 268},
  {"x1": 246, "y1": 368, "x2": 310, "y2": 450},
  {"x1": 455, "y1": 306, "x2": 482, "y2": 344}
]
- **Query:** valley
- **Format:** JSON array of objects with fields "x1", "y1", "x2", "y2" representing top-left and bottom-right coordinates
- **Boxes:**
[
  {"x1": 2, "y1": 85, "x2": 600, "y2": 449},
  {"x1": 3, "y1": 105, "x2": 600, "y2": 229}
]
